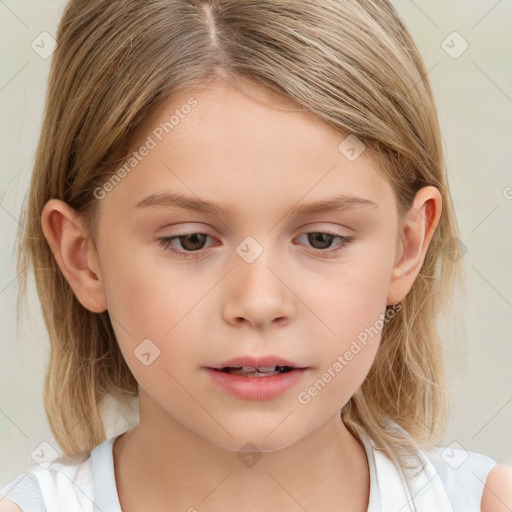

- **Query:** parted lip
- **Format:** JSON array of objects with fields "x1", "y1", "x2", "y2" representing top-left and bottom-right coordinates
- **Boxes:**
[{"x1": 207, "y1": 355, "x2": 308, "y2": 370}]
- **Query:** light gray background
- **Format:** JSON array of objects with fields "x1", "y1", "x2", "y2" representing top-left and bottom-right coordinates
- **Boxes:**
[{"x1": 1, "y1": 0, "x2": 511, "y2": 485}]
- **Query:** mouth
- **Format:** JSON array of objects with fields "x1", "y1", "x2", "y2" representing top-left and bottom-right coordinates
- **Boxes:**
[
  {"x1": 204, "y1": 355, "x2": 310, "y2": 399},
  {"x1": 208, "y1": 355, "x2": 308, "y2": 373},
  {"x1": 213, "y1": 365, "x2": 296, "y2": 377}
]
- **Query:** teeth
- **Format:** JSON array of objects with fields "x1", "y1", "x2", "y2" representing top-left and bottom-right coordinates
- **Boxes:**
[
  {"x1": 220, "y1": 365, "x2": 290, "y2": 377},
  {"x1": 253, "y1": 366, "x2": 278, "y2": 372}
]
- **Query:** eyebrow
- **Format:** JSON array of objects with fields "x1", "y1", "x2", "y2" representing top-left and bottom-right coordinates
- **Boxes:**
[{"x1": 133, "y1": 191, "x2": 379, "y2": 216}]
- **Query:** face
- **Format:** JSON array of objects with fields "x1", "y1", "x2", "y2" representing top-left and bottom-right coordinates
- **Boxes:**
[{"x1": 69, "y1": 81, "x2": 409, "y2": 452}]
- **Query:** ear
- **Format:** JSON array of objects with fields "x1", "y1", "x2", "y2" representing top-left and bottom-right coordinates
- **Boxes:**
[
  {"x1": 386, "y1": 186, "x2": 442, "y2": 305},
  {"x1": 41, "y1": 199, "x2": 107, "y2": 313}
]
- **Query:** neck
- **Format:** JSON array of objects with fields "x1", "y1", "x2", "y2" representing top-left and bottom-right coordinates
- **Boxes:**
[{"x1": 113, "y1": 390, "x2": 370, "y2": 512}]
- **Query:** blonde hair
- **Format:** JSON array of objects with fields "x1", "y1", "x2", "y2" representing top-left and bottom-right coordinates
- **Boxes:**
[{"x1": 16, "y1": 0, "x2": 465, "y2": 474}]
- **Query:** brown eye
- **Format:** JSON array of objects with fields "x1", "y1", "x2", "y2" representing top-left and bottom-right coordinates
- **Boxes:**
[
  {"x1": 296, "y1": 231, "x2": 354, "y2": 255},
  {"x1": 306, "y1": 233, "x2": 336, "y2": 250},
  {"x1": 157, "y1": 233, "x2": 213, "y2": 257},
  {"x1": 177, "y1": 233, "x2": 208, "y2": 251}
]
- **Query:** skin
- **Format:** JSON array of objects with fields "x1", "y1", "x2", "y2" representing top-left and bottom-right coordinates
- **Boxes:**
[{"x1": 40, "y1": 80, "x2": 443, "y2": 512}]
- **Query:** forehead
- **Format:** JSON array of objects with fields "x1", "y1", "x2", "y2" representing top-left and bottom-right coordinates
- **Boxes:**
[{"x1": 99, "y1": 81, "x2": 396, "y2": 223}]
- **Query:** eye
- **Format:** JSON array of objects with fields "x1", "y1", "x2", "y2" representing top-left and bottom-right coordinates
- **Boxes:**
[
  {"x1": 295, "y1": 231, "x2": 354, "y2": 256},
  {"x1": 157, "y1": 230, "x2": 354, "y2": 258},
  {"x1": 157, "y1": 233, "x2": 215, "y2": 257}
]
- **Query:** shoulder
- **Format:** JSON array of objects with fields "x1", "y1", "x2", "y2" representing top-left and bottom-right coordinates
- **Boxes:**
[
  {"x1": 481, "y1": 463, "x2": 512, "y2": 512},
  {"x1": 420, "y1": 443, "x2": 503, "y2": 510},
  {"x1": 0, "y1": 453, "x2": 92, "y2": 512},
  {"x1": 0, "y1": 496, "x2": 24, "y2": 512},
  {"x1": 0, "y1": 473, "x2": 42, "y2": 512}
]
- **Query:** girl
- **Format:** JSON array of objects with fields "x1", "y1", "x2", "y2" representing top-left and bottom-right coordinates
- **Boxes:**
[{"x1": 1, "y1": 0, "x2": 511, "y2": 511}]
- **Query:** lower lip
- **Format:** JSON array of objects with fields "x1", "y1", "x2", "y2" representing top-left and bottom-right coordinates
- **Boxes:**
[{"x1": 203, "y1": 368, "x2": 309, "y2": 401}]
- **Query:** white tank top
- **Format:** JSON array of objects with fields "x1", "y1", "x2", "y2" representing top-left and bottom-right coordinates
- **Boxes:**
[{"x1": 0, "y1": 431, "x2": 498, "y2": 511}]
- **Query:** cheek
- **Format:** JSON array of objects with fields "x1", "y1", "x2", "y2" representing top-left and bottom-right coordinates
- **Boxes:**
[
  {"x1": 298, "y1": 247, "x2": 393, "y2": 340},
  {"x1": 295, "y1": 275, "x2": 386, "y2": 412},
  {"x1": 98, "y1": 241, "x2": 210, "y2": 383},
  {"x1": 293, "y1": 243, "x2": 393, "y2": 390},
  {"x1": 100, "y1": 236, "x2": 201, "y2": 333}
]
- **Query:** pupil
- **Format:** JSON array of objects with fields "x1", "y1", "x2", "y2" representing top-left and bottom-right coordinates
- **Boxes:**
[
  {"x1": 309, "y1": 233, "x2": 333, "y2": 249},
  {"x1": 181, "y1": 233, "x2": 207, "y2": 251}
]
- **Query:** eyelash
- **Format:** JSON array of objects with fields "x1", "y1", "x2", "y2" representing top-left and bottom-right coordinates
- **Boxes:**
[{"x1": 156, "y1": 231, "x2": 354, "y2": 259}]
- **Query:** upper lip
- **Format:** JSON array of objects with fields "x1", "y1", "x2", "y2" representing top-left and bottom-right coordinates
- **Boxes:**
[{"x1": 208, "y1": 355, "x2": 308, "y2": 370}]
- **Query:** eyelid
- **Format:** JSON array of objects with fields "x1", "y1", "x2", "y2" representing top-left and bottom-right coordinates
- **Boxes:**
[
  {"x1": 156, "y1": 227, "x2": 355, "y2": 259},
  {"x1": 157, "y1": 223, "x2": 352, "y2": 243}
]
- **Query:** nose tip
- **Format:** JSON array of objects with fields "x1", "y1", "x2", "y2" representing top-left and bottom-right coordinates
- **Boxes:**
[{"x1": 223, "y1": 259, "x2": 294, "y2": 329}]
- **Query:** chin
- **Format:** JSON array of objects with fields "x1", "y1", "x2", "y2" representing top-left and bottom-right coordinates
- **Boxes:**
[{"x1": 198, "y1": 423, "x2": 305, "y2": 454}]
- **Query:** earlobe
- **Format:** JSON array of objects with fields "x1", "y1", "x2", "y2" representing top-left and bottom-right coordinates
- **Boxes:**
[
  {"x1": 386, "y1": 186, "x2": 442, "y2": 305},
  {"x1": 41, "y1": 199, "x2": 107, "y2": 313}
]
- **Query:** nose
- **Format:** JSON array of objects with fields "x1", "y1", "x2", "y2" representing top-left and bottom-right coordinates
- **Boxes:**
[{"x1": 222, "y1": 249, "x2": 295, "y2": 329}]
